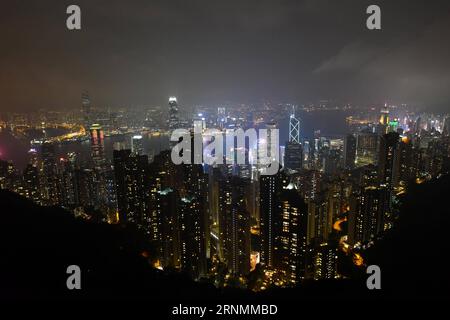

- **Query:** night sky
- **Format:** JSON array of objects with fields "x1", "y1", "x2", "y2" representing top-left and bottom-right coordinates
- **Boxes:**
[{"x1": 1, "y1": 0, "x2": 450, "y2": 111}]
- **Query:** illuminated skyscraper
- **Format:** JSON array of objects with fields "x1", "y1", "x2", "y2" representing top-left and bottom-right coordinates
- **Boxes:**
[
  {"x1": 380, "y1": 108, "x2": 389, "y2": 125},
  {"x1": 356, "y1": 132, "x2": 378, "y2": 166},
  {"x1": 414, "y1": 116, "x2": 422, "y2": 134},
  {"x1": 57, "y1": 156, "x2": 77, "y2": 209},
  {"x1": 131, "y1": 135, "x2": 144, "y2": 155},
  {"x1": 147, "y1": 153, "x2": 166, "y2": 247},
  {"x1": 306, "y1": 194, "x2": 330, "y2": 244},
  {"x1": 258, "y1": 122, "x2": 279, "y2": 175},
  {"x1": 81, "y1": 91, "x2": 91, "y2": 114},
  {"x1": 259, "y1": 169, "x2": 288, "y2": 267},
  {"x1": 313, "y1": 241, "x2": 338, "y2": 280},
  {"x1": 393, "y1": 137, "x2": 413, "y2": 187},
  {"x1": 180, "y1": 195, "x2": 207, "y2": 279},
  {"x1": 28, "y1": 148, "x2": 39, "y2": 168},
  {"x1": 90, "y1": 124, "x2": 106, "y2": 170},
  {"x1": 23, "y1": 164, "x2": 40, "y2": 204},
  {"x1": 113, "y1": 149, "x2": 149, "y2": 225},
  {"x1": 89, "y1": 124, "x2": 108, "y2": 211},
  {"x1": 168, "y1": 96, "x2": 180, "y2": 131},
  {"x1": 378, "y1": 107, "x2": 390, "y2": 134},
  {"x1": 284, "y1": 142, "x2": 303, "y2": 173},
  {"x1": 323, "y1": 149, "x2": 341, "y2": 176},
  {"x1": 289, "y1": 106, "x2": 301, "y2": 144},
  {"x1": 378, "y1": 132, "x2": 400, "y2": 187},
  {"x1": 218, "y1": 176, "x2": 251, "y2": 275},
  {"x1": 217, "y1": 107, "x2": 226, "y2": 128},
  {"x1": 343, "y1": 134, "x2": 357, "y2": 169},
  {"x1": 41, "y1": 141, "x2": 59, "y2": 205},
  {"x1": 274, "y1": 188, "x2": 308, "y2": 284},
  {"x1": 104, "y1": 169, "x2": 117, "y2": 214},
  {"x1": 348, "y1": 186, "x2": 390, "y2": 245},
  {"x1": 259, "y1": 173, "x2": 278, "y2": 268},
  {"x1": 157, "y1": 188, "x2": 181, "y2": 269},
  {"x1": 73, "y1": 168, "x2": 97, "y2": 210},
  {"x1": 388, "y1": 118, "x2": 399, "y2": 133},
  {"x1": 81, "y1": 91, "x2": 91, "y2": 129}
]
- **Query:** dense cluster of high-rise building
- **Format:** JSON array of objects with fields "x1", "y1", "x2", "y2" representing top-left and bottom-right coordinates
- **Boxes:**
[{"x1": 1, "y1": 99, "x2": 449, "y2": 290}]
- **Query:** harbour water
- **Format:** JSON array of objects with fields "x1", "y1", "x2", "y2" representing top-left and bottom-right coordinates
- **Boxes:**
[
  {"x1": 1, "y1": 110, "x2": 349, "y2": 171},
  {"x1": 0, "y1": 130, "x2": 170, "y2": 170}
]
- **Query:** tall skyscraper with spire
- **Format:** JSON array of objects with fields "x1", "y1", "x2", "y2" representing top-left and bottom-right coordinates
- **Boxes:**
[
  {"x1": 90, "y1": 124, "x2": 106, "y2": 171},
  {"x1": 168, "y1": 96, "x2": 180, "y2": 131},
  {"x1": 289, "y1": 106, "x2": 300, "y2": 144},
  {"x1": 285, "y1": 106, "x2": 303, "y2": 172},
  {"x1": 81, "y1": 91, "x2": 91, "y2": 130}
]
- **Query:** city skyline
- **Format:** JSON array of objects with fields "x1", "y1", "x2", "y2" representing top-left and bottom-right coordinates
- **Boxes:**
[
  {"x1": 1, "y1": 0, "x2": 450, "y2": 306},
  {"x1": 1, "y1": 96, "x2": 449, "y2": 287}
]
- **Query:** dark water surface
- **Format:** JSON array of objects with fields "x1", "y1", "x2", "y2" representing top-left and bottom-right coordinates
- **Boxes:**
[{"x1": 1, "y1": 110, "x2": 349, "y2": 170}]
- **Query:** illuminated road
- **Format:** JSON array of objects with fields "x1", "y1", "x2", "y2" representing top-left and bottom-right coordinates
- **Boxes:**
[
  {"x1": 333, "y1": 214, "x2": 365, "y2": 267},
  {"x1": 333, "y1": 217, "x2": 347, "y2": 232},
  {"x1": 45, "y1": 125, "x2": 86, "y2": 143}
]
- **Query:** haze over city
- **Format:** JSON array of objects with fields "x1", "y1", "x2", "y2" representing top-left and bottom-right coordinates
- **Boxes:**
[{"x1": 1, "y1": 0, "x2": 450, "y2": 112}]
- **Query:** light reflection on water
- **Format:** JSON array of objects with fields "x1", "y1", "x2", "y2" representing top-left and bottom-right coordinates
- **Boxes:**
[
  {"x1": 1, "y1": 110, "x2": 349, "y2": 170},
  {"x1": 0, "y1": 131, "x2": 170, "y2": 170}
]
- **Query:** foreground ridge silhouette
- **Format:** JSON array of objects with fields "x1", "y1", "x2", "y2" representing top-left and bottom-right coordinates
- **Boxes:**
[{"x1": 1, "y1": 174, "x2": 449, "y2": 301}]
